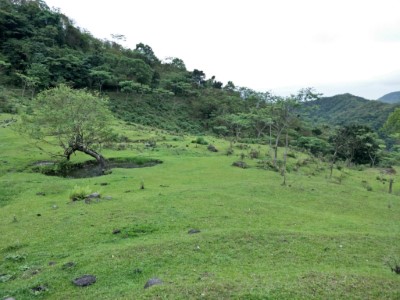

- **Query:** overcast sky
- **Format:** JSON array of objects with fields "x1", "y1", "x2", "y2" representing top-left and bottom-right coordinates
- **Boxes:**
[{"x1": 44, "y1": 0, "x2": 400, "y2": 99}]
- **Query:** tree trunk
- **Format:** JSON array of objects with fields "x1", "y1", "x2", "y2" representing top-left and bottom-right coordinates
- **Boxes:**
[
  {"x1": 273, "y1": 127, "x2": 284, "y2": 167},
  {"x1": 330, "y1": 150, "x2": 338, "y2": 179},
  {"x1": 282, "y1": 132, "x2": 288, "y2": 186},
  {"x1": 64, "y1": 145, "x2": 107, "y2": 168},
  {"x1": 269, "y1": 124, "x2": 272, "y2": 148},
  {"x1": 78, "y1": 145, "x2": 106, "y2": 168},
  {"x1": 389, "y1": 178, "x2": 394, "y2": 194}
]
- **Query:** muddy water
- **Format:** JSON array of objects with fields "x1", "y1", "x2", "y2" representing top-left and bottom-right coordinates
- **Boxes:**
[{"x1": 33, "y1": 158, "x2": 162, "y2": 178}]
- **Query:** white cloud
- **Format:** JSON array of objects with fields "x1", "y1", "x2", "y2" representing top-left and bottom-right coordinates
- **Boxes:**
[{"x1": 45, "y1": 0, "x2": 400, "y2": 98}]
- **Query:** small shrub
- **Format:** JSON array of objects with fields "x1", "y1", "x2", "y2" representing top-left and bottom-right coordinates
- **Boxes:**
[
  {"x1": 386, "y1": 259, "x2": 400, "y2": 274},
  {"x1": 232, "y1": 161, "x2": 249, "y2": 169},
  {"x1": 257, "y1": 160, "x2": 279, "y2": 172},
  {"x1": 361, "y1": 180, "x2": 373, "y2": 191},
  {"x1": 249, "y1": 149, "x2": 260, "y2": 159},
  {"x1": 69, "y1": 185, "x2": 92, "y2": 201},
  {"x1": 5, "y1": 253, "x2": 26, "y2": 262},
  {"x1": 117, "y1": 143, "x2": 127, "y2": 150},
  {"x1": 144, "y1": 139, "x2": 157, "y2": 148},
  {"x1": 236, "y1": 144, "x2": 250, "y2": 150},
  {"x1": 226, "y1": 148, "x2": 234, "y2": 156},
  {"x1": 207, "y1": 144, "x2": 218, "y2": 152},
  {"x1": 287, "y1": 152, "x2": 296, "y2": 158},
  {"x1": 192, "y1": 137, "x2": 208, "y2": 145},
  {"x1": 0, "y1": 273, "x2": 14, "y2": 282}
]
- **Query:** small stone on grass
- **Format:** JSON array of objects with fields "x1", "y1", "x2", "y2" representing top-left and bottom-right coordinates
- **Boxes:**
[
  {"x1": 144, "y1": 278, "x2": 163, "y2": 289},
  {"x1": 73, "y1": 275, "x2": 96, "y2": 287}
]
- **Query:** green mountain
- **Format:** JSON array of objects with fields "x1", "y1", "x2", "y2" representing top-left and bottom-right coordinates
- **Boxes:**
[
  {"x1": 302, "y1": 93, "x2": 398, "y2": 131},
  {"x1": 378, "y1": 91, "x2": 400, "y2": 104},
  {"x1": 0, "y1": 0, "x2": 255, "y2": 133}
]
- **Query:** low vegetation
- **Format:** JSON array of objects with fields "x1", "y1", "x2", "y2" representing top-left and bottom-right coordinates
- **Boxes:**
[
  {"x1": 1, "y1": 113, "x2": 400, "y2": 299},
  {"x1": 1, "y1": 1, "x2": 400, "y2": 298}
]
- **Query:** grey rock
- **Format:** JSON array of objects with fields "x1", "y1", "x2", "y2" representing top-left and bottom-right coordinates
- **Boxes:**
[
  {"x1": 144, "y1": 278, "x2": 163, "y2": 289},
  {"x1": 86, "y1": 192, "x2": 101, "y2": 199},
  {"x1": 207, "y1": 144, "x2": 218, "y2": 152},
  {"x1": 73, "y1": 275, "x2": 96, "y2": 287},
  {"x1": 232, "y1": 161, "x2": 248, "y2": 169},
  {"x1": 188, "y1": 229, "x2": 201, "y2": 234}
]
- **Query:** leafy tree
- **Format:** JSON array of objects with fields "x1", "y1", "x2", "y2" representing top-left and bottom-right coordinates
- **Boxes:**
[
  {"x1": 224, "y1": 81, "x2": 236, "y2": 92},
  {"x1": 15, "y1": 72, "x2": 39, "y2": 97},
  {"x1": 331, "y1": 125, "x2": 381, "y2": 167},
  {"x1": 191, "y1": 69, "x2": 206, "y2": 86},
  {"x1": 248, "y1": 108, "x2": 273, "y2": 139},
  {"x1": 296, "y1": 136, "x2": 330, "y2": 156},
  {"x1": 218, "y1": 113, "x2": 251, "y2": 142},
  {"x1": 26, "y1": 62, "x2": 50, "y2": 90},
  {"x1": 163, "y1": 57, "x2": 186, "y2": 70},
  {"x1": 21, "y1": 84, "x2": 114, "y2": 167},
  {"x1": 134, "y1": 43, "x2": 159, "y2": 65},
  {"x1": 89, "y1": 69, "x2": 113, "y2": 92},
  {"x1": 383, "y1": 108, "x2": 400, "y2": 137},
  {"x1": 270, "y1": 97, "x2": 299, "y2": 166},
  {"x1": 270, "y1": 89, "x2": 320, "y2": 167}
]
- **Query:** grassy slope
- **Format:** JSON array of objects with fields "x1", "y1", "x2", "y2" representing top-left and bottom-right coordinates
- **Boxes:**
[{"x1": 1, "y1": 114, "x2": 400, "y2": 299}]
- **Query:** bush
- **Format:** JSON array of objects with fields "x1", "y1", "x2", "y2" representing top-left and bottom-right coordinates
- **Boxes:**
[
  {"x1": 192, "y1": 137, "x2": 208, "y2": 145},
  {"x1": 207, "y1": 144, "x2": 218, "y2": 152},
  {"x1": 232, "y1": 161, "x2": 248, "y2": 169},
  {"x1": 226, "y1": 148, "x2": 234, "y2": 156},
  {"x1": 249, "y1": 149, "x2": 260, "y2": 159},
  {"x1": 69, "y1": 185, "x2": 92, "y2": 201}
]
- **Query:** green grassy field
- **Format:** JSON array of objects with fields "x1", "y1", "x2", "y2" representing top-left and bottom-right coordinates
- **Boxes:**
[{"x1": 1, "y1": 113, "x2": 400, "y2": 299}]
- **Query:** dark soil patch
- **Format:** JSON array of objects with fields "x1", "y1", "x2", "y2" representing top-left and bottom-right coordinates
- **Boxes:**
[{"x1": 32, "y1": 157, "x2": 162, "y2": 178}]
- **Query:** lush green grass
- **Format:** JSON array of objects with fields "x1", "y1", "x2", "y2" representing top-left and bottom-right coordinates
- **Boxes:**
[{"x1": 1, "y1": 114, "x2": 400, "y2": 299}]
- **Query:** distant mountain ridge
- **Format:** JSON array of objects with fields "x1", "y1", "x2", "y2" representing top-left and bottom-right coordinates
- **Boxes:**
[
  {"x1": 378, "y1": 91, "x2": 400, "y2": 104},
  {"x1": 302, "y1": 93, "x2": 398, "y2": 130}
]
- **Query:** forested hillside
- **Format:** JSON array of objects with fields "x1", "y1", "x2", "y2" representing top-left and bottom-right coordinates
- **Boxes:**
[
  {"x1": 1, "y1": 0, "x2": 400, "y2": 167},
  {"x1": 0, "y1": 0, "x2": 261, "y2": 133},
  {"x1": 379, "y1": 91, "x2": 400, "y2": 104},
  {"x1": 302, "y1": 93, "x2": 399, "y2": 131}
]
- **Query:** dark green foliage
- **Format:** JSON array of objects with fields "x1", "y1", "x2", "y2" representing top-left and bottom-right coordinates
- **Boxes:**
[
  {"x1": 192, "y1": 137, "x2": 208, "y2": 145},
  {"x1": 330, "y1": 125, "x2": 381, "y2": 165},
  {"x1": 302, "y1": 93, "x2": 398, "y2": 131},
  {"x1": 296, "y1": 136, "x2": 330, "y2": 155}
]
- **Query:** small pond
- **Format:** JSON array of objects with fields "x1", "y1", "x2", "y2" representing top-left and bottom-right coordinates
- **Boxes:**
[{"x1": 32, "y1": 157, "x2": 162, "y2": 178}]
